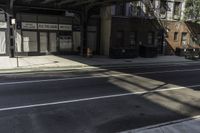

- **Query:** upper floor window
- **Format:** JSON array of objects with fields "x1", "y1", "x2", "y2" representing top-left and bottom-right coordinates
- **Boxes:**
[
  {"x1": 174, "y1": 32, "x2": 179, "y2": 41},
  {"x1": 148, "y1": 32, "x2": 155, "y2": 45},
  {"x1": 115, "y1": 3, "x2": 124, "y2": 16},
  {"x1": 128, "y1": 2, "x2": 138, "y2": 16},
  {"x1": 160, "y1": 0, "x2": 168, "y2": 18},
  {"x1": 173, "y1": 2, "x2": 182, "y2": 19}
]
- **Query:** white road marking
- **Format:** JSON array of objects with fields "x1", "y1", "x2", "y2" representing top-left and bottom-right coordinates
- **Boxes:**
[
  {"x1": 0, "y1": 68, "x2": 200, "y2": 86},
  {"x1": 0, "y1": 84, "x2": 199, "y2": 112},
  {"x1": 0, "y1": 73, "x2": 130, "y2": 86}
]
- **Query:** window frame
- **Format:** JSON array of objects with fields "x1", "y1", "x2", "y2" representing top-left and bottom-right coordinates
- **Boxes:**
[{"x1": 174, "y1": 32, "x2": 179, "y2": 41}]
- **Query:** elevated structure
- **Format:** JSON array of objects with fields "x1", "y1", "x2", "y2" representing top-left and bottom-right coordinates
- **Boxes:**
[{"x1": 0, "y1": 0, "x2": 135, "y2": 57}]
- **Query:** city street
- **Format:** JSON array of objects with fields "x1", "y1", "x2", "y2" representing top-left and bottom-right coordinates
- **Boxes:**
[{"x1": 0, "y1": 61, "x2": 199, "y2": 133}]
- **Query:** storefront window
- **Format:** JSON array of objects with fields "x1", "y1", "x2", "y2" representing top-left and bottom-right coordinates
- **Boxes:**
[
  {"x1": 0, "y1": 13, "x2": 5, "y2": 21},
  {"x1": 59, "y1": 36, "x2": 72, "y2": 51},
  {"x1": 0, "y1": 31, "x2": 6, "y2": 54},
  {"x1": 129, "y1": 32, "x2": 137, "y2": 47},
  {"x1": 23, "y1": 31, "x2": 38, "y2": 52}
]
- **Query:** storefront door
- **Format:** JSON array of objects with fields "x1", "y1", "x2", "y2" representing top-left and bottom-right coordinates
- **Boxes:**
[
  {"x1": 49, "y1": 32, "x2": 57, "y2": 52},
  {"x1": 40, "y1": 32, "x2": 48, "y2": 53},
  {"x1": 59, "y1": 36, "x2": 72, "y2": 51},
  {"x1": 0, "y1": 31, "x2": 6, "y2": 54},
  {"x1": 23, "y1": 31, "x2": 38, "y2": 52}
]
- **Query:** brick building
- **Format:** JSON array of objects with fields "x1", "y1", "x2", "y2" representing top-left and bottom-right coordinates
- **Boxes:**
[{"x1": 102, "y1": 0, "x2": 200, "y2": 58}]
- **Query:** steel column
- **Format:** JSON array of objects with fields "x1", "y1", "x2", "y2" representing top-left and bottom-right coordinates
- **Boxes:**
[
  {"x1": 6, "y1": 0, "x2": 15, "y2": 58},
  {"x1": 80, "y1": 7, "x2": 89, "y2": 56}
]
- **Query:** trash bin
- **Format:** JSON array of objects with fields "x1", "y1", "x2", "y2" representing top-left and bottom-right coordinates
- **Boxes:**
[
  {"x1": 175, "y1": 48, "x2": 185, "y2": 56},
  {"x1": 139, "y1": 45, "x2": 158, "y2": 58}
]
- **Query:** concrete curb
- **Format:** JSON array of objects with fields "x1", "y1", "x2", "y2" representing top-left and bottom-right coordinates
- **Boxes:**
[
  {"x1": 0, "y1": 60, "x2": 196, "y2": 75},
  {"x1": 120, "y1": 115, "x2": 200, "y2": 133}
]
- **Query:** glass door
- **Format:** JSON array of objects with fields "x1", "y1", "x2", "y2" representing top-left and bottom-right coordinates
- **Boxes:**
[
  {"x1": 49, "y1": 32, "x2": 57, "y2": 52},
  {"x1": 59, "y1": 36, "x2": 72, "y2": 51},
  {"x1": 40, "y1": 32, "x2": 48, "y2": 53},
  {"x1": 23, "y1": 31, "x2": 38, "y2": 52},
  {"x1": 0, "y1": 31, "x2": 6, "y2": 54}
]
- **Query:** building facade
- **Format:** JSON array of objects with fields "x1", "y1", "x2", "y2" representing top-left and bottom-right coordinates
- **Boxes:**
[
  {"x1": 0, "y1": 0, "x2": 199, "y2": 58},
  {"x1": 0, "y1": 10, "x2": 100, "y2": 56},
  {"x1": 102, "y1": 0, "x2": 200, "y2": 58}
]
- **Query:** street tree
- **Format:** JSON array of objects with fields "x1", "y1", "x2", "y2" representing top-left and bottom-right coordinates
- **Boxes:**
[{"x1": 184, "y1": 0, "x2": 200, "y2": 22}]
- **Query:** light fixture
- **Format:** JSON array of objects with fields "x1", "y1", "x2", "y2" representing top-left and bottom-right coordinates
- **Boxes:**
[{"x1": 11, "y1": 18, "x2": 16, "y2": 25}]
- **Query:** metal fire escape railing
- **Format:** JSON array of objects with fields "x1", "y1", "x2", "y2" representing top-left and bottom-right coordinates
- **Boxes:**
[{"x1": 141, "y1": 0, "x2": 165, "y2": 30}]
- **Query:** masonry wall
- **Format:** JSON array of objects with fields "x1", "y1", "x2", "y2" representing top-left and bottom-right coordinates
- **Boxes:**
[
  {"x1": 162, "y1": 20, "x2": 200, "y2": 51},
  {"x1": 111, "y1": 17, "x2": 161, "y2": 48}
]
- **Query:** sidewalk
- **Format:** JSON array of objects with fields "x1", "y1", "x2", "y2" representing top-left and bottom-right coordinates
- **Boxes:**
[
  {"x1": 0, "y1": 55, "x2": 196, "y2": 74},
  {"x1": 120, "y1": 116, "x2": 200, "y2": 133}
]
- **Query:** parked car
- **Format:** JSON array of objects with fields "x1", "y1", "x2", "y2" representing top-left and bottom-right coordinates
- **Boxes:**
[{"x1": 184, "y1": 48, "x2": 200, "y2": 60}]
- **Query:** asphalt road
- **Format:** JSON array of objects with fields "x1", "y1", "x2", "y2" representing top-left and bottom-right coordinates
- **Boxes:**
[{"x1": 0, "y1": 61, "x2": 199, "y2": 133}]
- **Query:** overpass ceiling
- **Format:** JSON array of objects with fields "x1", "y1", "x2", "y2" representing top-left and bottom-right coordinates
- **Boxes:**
[{"x1": 0, "y1": 0, "x2": 132, "y2": 10}]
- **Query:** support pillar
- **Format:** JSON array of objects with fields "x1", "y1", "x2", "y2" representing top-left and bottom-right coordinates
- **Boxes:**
[
  {"x1": 80, "y1": 7, "x2": 89, "y2": 56},
  {"x1": 6, "y1": 0, "x2": 15, "y2": 58}
]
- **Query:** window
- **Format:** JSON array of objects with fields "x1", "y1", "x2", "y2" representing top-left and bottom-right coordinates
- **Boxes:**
[
  {"x1": 181, "y1": 32, "x2": 187, "y2": 48},
  {"x1": 0, "y1": 13, "x2": 5, "y2": 21},
  {"x1": 174, "y1": 32, "x2": 178, "y2": 41},
  {"x1": 116, "y1": 31, "x2": 124, "y2": 47},
  {"x1": 129, "y1": 32, "x2": 137, "y2": 47},
  {"x1": 128, "y1": 2, "x2": 138, "y2": 16},
  {"x1": 198, "y1": 34, "x2": 200, "y2": 44},
  {"x1": 190, "y1": 36, "x2": 195, "y2": 47},
  {"x1": 148, "y1": 32, "x2": 154, "y2": 45},
  {"x1": 160, "y1": 0, "x2": 167, "y2": 18},
  {"x1": 173, "y1": 2, "x2": 181, "y2": 19},
  {"x1": 0, "y1": 31, "x2": 6, "y2": 54},
  {"x1": 115, "y1": 4, "x2": 124, "y2": 16},
  {"x1": 23, "y1": 31, "x2": 38, "y2": 52}
]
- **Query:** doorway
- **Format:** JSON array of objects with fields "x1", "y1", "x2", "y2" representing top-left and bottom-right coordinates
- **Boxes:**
[
  {"x1": 0, "y1": 31, "x2": 6, "y2": 54},
  {"x1": 87, "y1": 32, "x2": 97, "y2": 54},
  {"x1": 39, "y1": 32, "x2": 57, "y2": 54},
  {"x1": 49, "y1": 32, "x2": 57, "y2": 53},
  {"x1": 40, "y1": 32, "x2": 48, "y2": 53}
]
